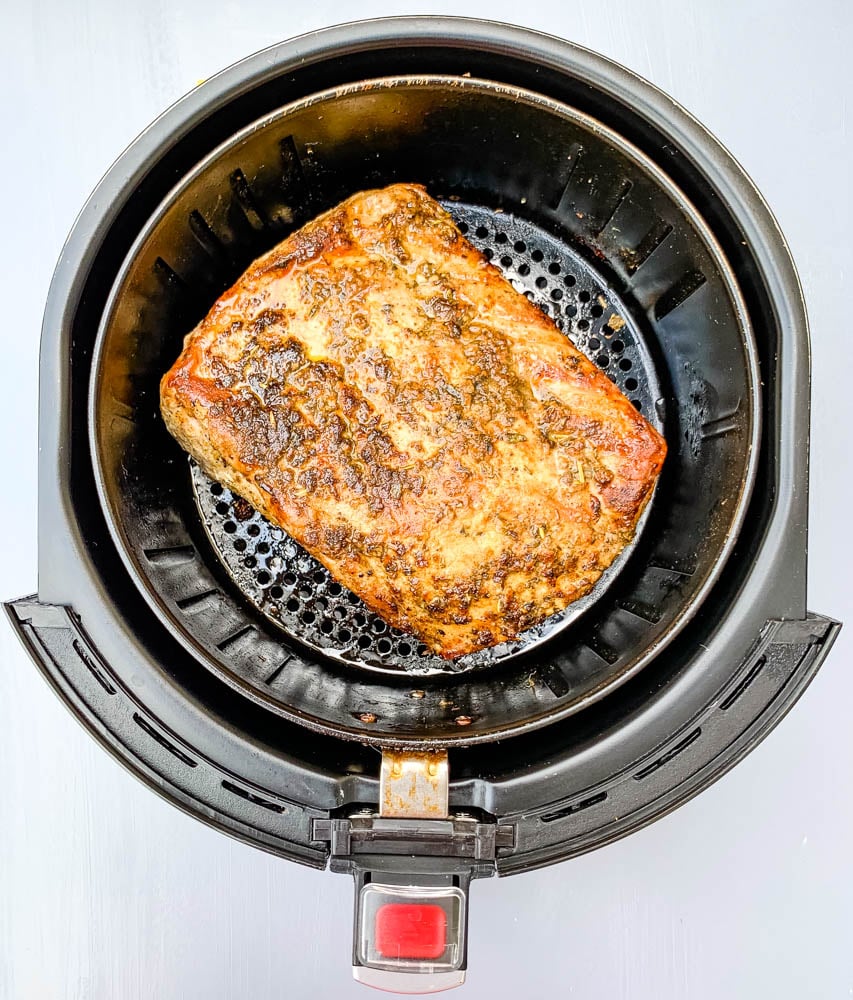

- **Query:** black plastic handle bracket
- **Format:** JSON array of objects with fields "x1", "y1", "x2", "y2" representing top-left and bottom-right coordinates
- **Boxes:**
[
  {"x1": 4, "y1": 596, "x2": 330, "y2": 866},
  {"x1": 493, "y1": 612, "x2": 842, "y2": 873}
]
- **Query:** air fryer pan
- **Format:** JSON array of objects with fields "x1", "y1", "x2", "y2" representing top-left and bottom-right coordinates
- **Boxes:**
[
  {"x1": 91, "y1": 78, "x2": 758, "y2": 745},
  {"x1": 6, "y1": 18, "x2": 840, "y2": 993}
]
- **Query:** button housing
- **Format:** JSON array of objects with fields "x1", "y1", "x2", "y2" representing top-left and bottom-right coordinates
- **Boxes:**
[{"x1": 358, "y1": 884, "x2": 466, "y2": 975}]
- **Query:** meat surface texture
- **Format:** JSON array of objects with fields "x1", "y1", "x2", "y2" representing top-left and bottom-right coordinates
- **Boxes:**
[{"x1": 160, "y1": 184, "x2": 666, "y2": 658}]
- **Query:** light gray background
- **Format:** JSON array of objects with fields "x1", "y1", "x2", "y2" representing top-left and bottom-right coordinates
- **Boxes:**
[{"x1": 1, "y1": 1, "x2": 850, "y2": 997}]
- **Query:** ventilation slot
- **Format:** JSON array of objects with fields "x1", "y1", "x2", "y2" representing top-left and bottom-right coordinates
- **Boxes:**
[
  {"x1": 633, "y1": 728, "x2": 701, "y2": 780},
  {"x1": 623, "y1": 219, "x2": 673, "y2": 275},
  {"x1": 648, "y1": 554, "x2": 697, "y2": 577},
  {"x1": 188, "y1": 210, "x2": 230, "y2": 264},
  {"x1": 552, "y1": 142, "x2": 585, "y2": 210},
  {"x1": 591, "y1": 180, "x2": 633, "y2": 236},
  {"x1": 537, "y1": 661, "x2": 571, "y2": 697},
  {"x1": 583, "y1": 632, "x2": 620, "y2": 665},
  {"x1": 720, "y1": 656, "x2": 766, "y2": 711},
  {"x1": 143, "y1": 544, "x2": 196, "y2": 566},
  {"x1": 541, "y1": 791, "x2": 607, "y2": 823},
  {"x1": 221, "y1": 780, "x2": 285, "y2": 813},
  {"x1": 616, "y1": 598, "x2": 662, "y2": 624},
  {"x1": 230, "y1": 169, "x2": 267, "y2": 230},
  {"x1": 72, "y1": 639, "x2": 116, "y2": 696},
  {"x1": 216, "y1": 624, "x2": 255, "y2": 651},
  {"x1": 654, "y1": 269, "x2": 707, "y2": 320},
  {"x1": 264, "y1": 657, "x2": 292, "y2": 685},
  {"x1": 279, "y1": 135, "x2": 305, "y2": 191},
  {"x1": 132, "y1": 713, "x2": 197, "y2": 768},
  {"x1": 700, "y1": 401, "x2": 742, "y2": 441},
  {"x1": 152, "y1": 256, "x2": 187, "y2": 290},
  {"x1": 176, "y1": 588, "x2": 219, "y2": 611}
]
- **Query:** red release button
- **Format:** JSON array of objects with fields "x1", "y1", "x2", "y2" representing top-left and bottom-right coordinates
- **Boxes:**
[{"x1": 374, "y1": 903, "x2": 447, "y2": 960}]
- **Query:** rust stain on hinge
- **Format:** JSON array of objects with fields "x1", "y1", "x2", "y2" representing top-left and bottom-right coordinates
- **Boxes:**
[{"x1": 379, "y1": 749, "x2": 449, "y2": 819}]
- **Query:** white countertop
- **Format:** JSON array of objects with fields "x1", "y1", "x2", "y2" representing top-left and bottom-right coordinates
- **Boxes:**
[{"x1": 1, "y1": 2, "x2": 851, "y2": 997}]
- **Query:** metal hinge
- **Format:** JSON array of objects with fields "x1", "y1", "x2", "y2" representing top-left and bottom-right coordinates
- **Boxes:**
[{"x1": 380, "y1": 749, "x2": 449, "y2": 819}]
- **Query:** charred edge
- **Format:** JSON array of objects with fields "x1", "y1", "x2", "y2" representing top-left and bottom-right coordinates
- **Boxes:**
[
  {"x1": 624, "y1": 219, "x2": 673, "y2": 275},
  {"x1": 176, "y1": 588, "x2": 219, "y2": 611},
  {"x1": 221, "y1": 780, "x2": 285, "y2": 813},
  {"x1": 188, "y1": 210, "x2": 229, "y2": 263},
  {"x1": 552, "y1": 143, "x2": 585, "y2": 210},
  {"x1": 615, "y1": 599, "x2": 663, "y2": 624},
  {"x1": 143, "y1": 544, "x2": 196, "y2": 566},
  {"x1": 132, "y1": 712, "x2": 198, "y2": 768},
  {"x1": 541, "y1": 791, "x2": 607, "y2": 823},
  {"x1": 633, "y1": 728, "x2": 702, "y2": 780},
  {"x1": 216, "y1": 624, "x2": 255, "y2": 651},
  {"x1": 72, "y1": 638, "x2": 116, "y2": 695},
  {"x1": 264, "y1": 657, "x2": 293, "y2": 685},
  {"x1": 230, "y1": 169, "x2": 267, "y2": 231},
  {"x1": 654, "y1": 269, "x2": 707, "y2": 320},
  {"x1": 720, "y1": 656, "x2": 767, "y2": 711},
  {"x1": 591, "y1": 180, "x2": 633, "y2": 236}
]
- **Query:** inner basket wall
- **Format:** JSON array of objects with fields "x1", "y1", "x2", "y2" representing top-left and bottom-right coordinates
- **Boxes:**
[{"x1": 90, "y1": 79, "x2": 758, "y2": 744}]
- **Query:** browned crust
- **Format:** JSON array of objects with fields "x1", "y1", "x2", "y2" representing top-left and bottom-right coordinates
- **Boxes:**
[{"x1": 161, "y1": 184, "x2": 666, "y2": 658}]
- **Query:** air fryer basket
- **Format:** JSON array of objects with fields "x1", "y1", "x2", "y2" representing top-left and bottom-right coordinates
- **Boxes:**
[
  {"x1": 91, "y1": 78, "x2": 758, "y2": 745},
  {"x1": 5, "y1": 17, "x2": 840, "y2": 993}
]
